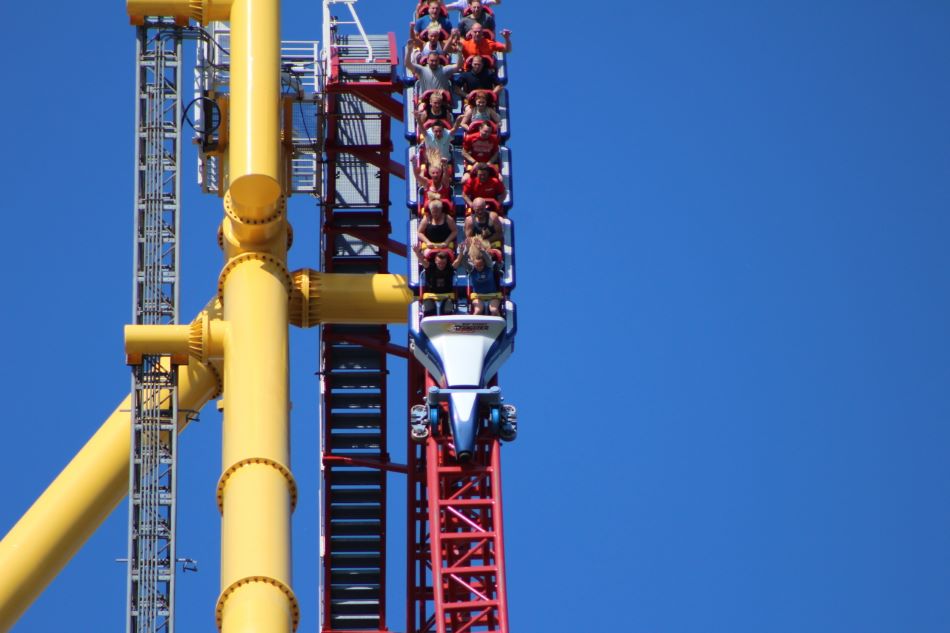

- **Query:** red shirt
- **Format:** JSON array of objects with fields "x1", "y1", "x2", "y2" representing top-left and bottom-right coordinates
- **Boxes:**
[
  {"x1": 463, "y1": 175, "x2": 506, "y2": 202},
  {"x1": 463, "y1": 132, "x2": 499, "y2": 162}
]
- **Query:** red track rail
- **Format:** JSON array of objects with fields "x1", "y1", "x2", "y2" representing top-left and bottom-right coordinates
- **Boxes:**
[{"x1": 408, "y1": 370, "x2": 510, "y2": 633}]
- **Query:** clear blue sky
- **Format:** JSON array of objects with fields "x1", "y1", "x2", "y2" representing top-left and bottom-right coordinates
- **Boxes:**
[{"x1": 2, "y1": 1, "x2": 950, "y2": 631}]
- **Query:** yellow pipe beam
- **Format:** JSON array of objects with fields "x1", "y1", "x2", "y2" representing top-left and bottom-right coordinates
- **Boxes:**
[
  {"x1": 216, "y1": 0, "x2": 297, "y2": 629},
  {"x1": 126, "y1": 0, "x2": 232, "y2": 23},
  {"x1": 0, "y1": 356, "x2": 221, "y2": 632},
  {"x1": 227, "y1": 0, "x2": 282, "y2": 219},
  {"x1": 217, "y1": 256, "x2": 298, "y2": 632},
  {"x1": 291, "y1": 270, "x2": 414, "y2": 327}
]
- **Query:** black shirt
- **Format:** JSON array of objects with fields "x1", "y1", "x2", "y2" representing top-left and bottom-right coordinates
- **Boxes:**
[
  {"x1": 455, "y1": 68, "x2": 499, "y2": 95},
  {"x1": 423, "y1": 264, "x2": 455, "y2": 294}
]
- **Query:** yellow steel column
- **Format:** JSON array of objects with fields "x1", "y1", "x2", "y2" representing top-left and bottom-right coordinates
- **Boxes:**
[
  {"x1": 0, "y1": 358, "x2": 221, "y2": 632},
  {"x1": 215, "y1": 0, "x2": 298, "y2": 630}
]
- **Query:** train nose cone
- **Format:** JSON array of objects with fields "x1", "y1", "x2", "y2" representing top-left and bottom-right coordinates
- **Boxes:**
[{"x1": 448, "y1": 392, "x2": 479, "y2": 458}]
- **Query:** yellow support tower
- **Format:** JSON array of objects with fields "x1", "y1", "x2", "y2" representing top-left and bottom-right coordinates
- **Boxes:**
[{"x1": 0, "y1": 1, "x2": 414, "y2": 631}]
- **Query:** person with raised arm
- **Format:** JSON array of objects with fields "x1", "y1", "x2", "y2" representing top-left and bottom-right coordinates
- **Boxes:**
[
  {"x1": 420, "y1": 249, "x2": 462, "y2": 317},
  {"x1": 455, "y1": 0, "x2": 500, "y2": 36},
  {"x1": 416, "y1": 161, "x2": 454, "y2": 202},
  {"x1": 459, "y1": 237, "x2": 503, "y2": 316},
  {"x1": 461, "y1": 23, "x2": 511, "y2": 59},
  {"x1": 414, "y1": 0, "x2": 453, "y2": 34},
  {"x1": 406, "y1": 47, "x2": 462, "y2": 96}
]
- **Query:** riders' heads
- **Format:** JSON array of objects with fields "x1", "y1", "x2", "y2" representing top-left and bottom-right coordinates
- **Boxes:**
[
  {"x1": 468, "y1": 0, "x2": 483, "y2": 16},
  {"x1": 434, "y1": 251, "x2": 450, "y2": 268},
  {"x1": 478, "y1": 123, "x2": 492, "y2": 137},
  {"x1": 430, "y1": 91, "x2": 444, "y2": 104},
  {"x1": 471, "y1": 55, "x2": 484, "y2": 72},
  {"x1": 475, "y1": 163, "x2": 491, "y2": 180},
  {"x1": 428, "y1": 0, "x2": 440, "y2": 18},
  {"x1": 471, "y1": 23, "x2": 484, "y2": 38},
  {"x1": 429, "y1": 200, "x2": 444, "y2": 217},
  {"x1": 472, "y1": 197, "x2": 487, "y2": 215},
  {"x1": 431, "y1": 120, "x2": 445, "y2": 136},
  {"x1": 427, "y1": 52, "x2": 441, "y2": 68},
  {"x1": 429, "y1": 163, "x2": 443, "y2": 179},
  {"x1": 475, "y1": 93, "x2": 488, "y2": 107}
]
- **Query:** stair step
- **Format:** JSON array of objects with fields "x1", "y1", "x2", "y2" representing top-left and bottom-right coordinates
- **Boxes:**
[
  {"x1": 330, "y1": 552, "x2": 381, "y2": 568},
  {"x1": 325, "y1": 371, "x2": 385, "y2": 389},
  {"x1": 328, "y1": 519, "x2": 382, "y2": 536},
  {"x1": 330, "y1": 569, "x2": 380, "y2": 585},
  {"x1": 329, "y1": 598, "x2": 382, "y2": 615},
  {"x1": 330, "y1": 432, "x2": 382, "y2": 450},
  {"x1": 330, "y1": 503, "x2": 383, "y2": 520},
  {"x1": 331, "y1": 489, "x2": 382, "y2": 504},
  {"x1": 329, "y1": 614, "x2": 381, "y2": 628},
  {"x1": 330, "y1": 585, "x2": 381, "y2": 600},
  {"x1": 328, "y1": 412, "x2": 383, "y2": 430},
  {"x1": 330, "y1": 536, "x2": 382, "y2": 553},
  {"x1": 328, "y1": 348, "x2": 383, "y2": 370},
  {"x1": 327, "y1": 470, "x2": 383, "y2": 486},
  {"x1": 329, "y1": 394, "x2": 383, "y2": 410}
]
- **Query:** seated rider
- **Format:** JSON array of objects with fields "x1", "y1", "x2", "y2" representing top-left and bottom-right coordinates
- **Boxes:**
[
  {"x1": 420, "y1": 249, "x2": 463, "y2": 317},
  {"x1": 457, "y1": 90, "x2": 501, "y2": 132},
  {"x1": 421, "y1": 120, "x2": 455, "y2": 171},
  {"x1": 414, "y1": 0, "x2": 453, "y2": 34},
  {"x1": 454, "y1": 55, "x2": 502, "y2": 99},
  {"x1": 416, "y1": 161, "x2": 453, "y2": 202},
  {"x1": 464, "y1": 197, "x2": 503, "y2": 248},
  {"x1": 461, "y1": 121, "x2": 500, "y2": 176},
  {"x1": 416, "y1": 89, "x2": 454, "y2": 128},
  {"x1": 457, "y1": 0, "x2": 498, "y2": 36},
  {"x1": 415, "y1": 199, "x2": 458, "y2": 258},
  {"x1": 460, "y1": 238, "x2": 503, "y2": 316},
  {"x1": 406, "y1": 49, "x2": 462, "y2": 95},
  {"x1": 408, "y1": 23, "x2": 459, "y2": 62},
  {"x1": 462, "y1": 162, "x2": 506, "y2": 210},
  {"x1": 461, "y1": 23, "x2": 511, "y2": 59}
]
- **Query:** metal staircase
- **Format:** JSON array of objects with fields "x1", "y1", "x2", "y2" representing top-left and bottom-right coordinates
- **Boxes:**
[
  {"x1": 127, "y1": 19, "x2": 183, "y2": 633},
  {"x1": 320, "y1": 19, "x2": 405, "y2": 633}
]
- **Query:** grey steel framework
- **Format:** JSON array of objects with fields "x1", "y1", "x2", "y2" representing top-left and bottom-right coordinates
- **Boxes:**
[
  {"x1": 127, "y1": 20, "x2": 182, "y2": 633},
  {"x1": 194, "y1": 22, "x2": 323, "y2": 195}
]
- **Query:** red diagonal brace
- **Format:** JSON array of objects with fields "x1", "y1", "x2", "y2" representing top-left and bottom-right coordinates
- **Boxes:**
[
  {"x1": 328, "y1": 82, "x2": 405, "y2": 122},
  {"x1": 327, "y1": 143, "x2": 406, "y2": 180},
  {"x1": 323, "y1": 331, "x2": 411, "y2": 359},
  {"x1": 324, "y1": 225, "x2": 407, "y2": 258}
]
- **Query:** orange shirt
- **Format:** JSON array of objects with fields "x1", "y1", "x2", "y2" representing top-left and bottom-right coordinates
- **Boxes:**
[{"x1": 461, "y1": 37, "x2": 506, "y2": 59}]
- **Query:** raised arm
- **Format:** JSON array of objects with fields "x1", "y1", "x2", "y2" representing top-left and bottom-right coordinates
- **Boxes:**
[
  {"x1": 405, "y1": 41, "x2": 423, "y2": 75},
  {"x1": 500, "y1": 29, "x2": 512, "y2": 53}
]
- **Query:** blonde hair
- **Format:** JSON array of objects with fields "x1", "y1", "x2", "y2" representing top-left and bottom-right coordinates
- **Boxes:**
[{"x1": 467, "y1": 236, "x2": 492, "y2": 267}]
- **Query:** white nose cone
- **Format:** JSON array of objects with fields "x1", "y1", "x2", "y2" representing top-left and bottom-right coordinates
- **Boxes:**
[{"x1": 419, "y1": 316, "x2": 506, "y2": 387}]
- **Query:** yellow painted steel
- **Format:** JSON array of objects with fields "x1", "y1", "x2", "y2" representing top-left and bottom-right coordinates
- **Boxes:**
[
  {"x1": 126, "y1": 0, "x2": 231, "y2": 23},
  {"x1": 125, "y1": 324, "x2": 193, "y2": 356},
  {"x1": 290, "y1": 270, "x2": 414, "y2": 327},
  {"x1": 227, "y1": 0, "x2": 282, "y2": 219},
  {"x1": 0, "y1": 356, "x2": 221, "y2": 632},
  {"x1": 215, "y1": 0, "x2": 298, "y2": 629}
]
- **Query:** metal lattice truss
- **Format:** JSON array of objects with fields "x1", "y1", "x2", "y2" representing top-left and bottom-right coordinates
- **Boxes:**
[
  {"x1": 128, "y1": 19, "x2": 182, "y2": 633},
  {"x1": 195, "y1": 23, "x2": 324, "y2": 195},
  {"x1": 414, "y1": 437, "x2": 510, "y2": 633}
]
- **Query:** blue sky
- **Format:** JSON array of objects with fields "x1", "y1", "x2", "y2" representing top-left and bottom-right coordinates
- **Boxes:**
[{"x1": 2, "y1": 1, "x2": 950, "y2": 631}]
